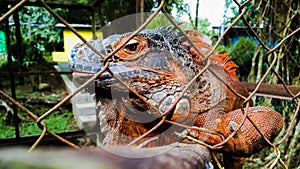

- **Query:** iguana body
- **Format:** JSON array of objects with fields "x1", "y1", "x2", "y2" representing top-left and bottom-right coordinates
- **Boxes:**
[{"x1": 70, "y1": 27, "x2": 283, "y2": 168}]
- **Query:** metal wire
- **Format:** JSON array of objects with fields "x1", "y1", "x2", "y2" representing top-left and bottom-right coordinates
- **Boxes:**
[{"x1": 0, "y1": 0, "x2": 299, "y2": 168}]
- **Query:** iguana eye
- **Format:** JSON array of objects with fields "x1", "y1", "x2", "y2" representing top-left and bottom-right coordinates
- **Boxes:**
[
  {"x1": 114, "y1": 36, "x2": 148, "y2": 58},
  {"x1": 124, "y1": 40, "x2": 139, "y2": 52}
]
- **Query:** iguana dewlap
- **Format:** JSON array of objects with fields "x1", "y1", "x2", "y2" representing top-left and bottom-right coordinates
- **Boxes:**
[{"x1": 69, "y1": 27, "x2": 283, "y2": 168}]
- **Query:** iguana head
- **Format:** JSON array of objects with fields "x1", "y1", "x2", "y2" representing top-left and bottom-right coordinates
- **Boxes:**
[
  {"x1": 69, "y1": 27, "x2": 201, "y2": 94},
  {"x1": 69, "y1": 28, "x2": 210, "y2": 138}
]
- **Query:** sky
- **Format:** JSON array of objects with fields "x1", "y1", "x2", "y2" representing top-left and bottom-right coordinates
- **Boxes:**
[{"x1": 183, "y1": 0, "x2": 225, "y2": 27}]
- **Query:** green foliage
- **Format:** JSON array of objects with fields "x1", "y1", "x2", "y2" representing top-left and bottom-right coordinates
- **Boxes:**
[
  {"x1": 178, "y1": 17, "x2": 216, "y2": 39},
  {"x1": 55, "y1": 8, "x2": 91, "y2": 24},
  {"x1": 218, "y1": 37, "x2": 255, "y2": 64},
  {"x1": 165, "y1": 0, "x2": 191, "y2": 18},
  {"x1": 96, "y1": 0, "x2": 188, "y2": 25},
  {"x1": 223, "y1": 0, "x2": 255, "y2": 25},
  {"x1": 76, "y1": 0, "x2": 90, "y2": 5},
  {"x1": 146, "y1": 13, "x2": 173, "y2": 29},
  {"x1": 0, "y1": 110, "x2": 77, "y2": 138},
  {"x1": 44, "y1": 93, "x2": 64, "y2": 101},
  {"x1": 196, "y1": 18, "x2": 216, "y2": 37},
  {"x1": 95, "y1": 0, "x2": 190, "y2": 36},
  {"x1": 16, "y1": 6, "x2": 63, "y2": 53},
  {"x1": 223, "y1": 0, "x2": 239, "y2": 25},
  {"x1": 44, "y1": 111, "x2": 76, "y2": 132},
  {"x1": 96, "y1": 0, "x2": 154, "y2": 25},
  {"x1": 0, "y1": 31, "x2": 7, "y2": 56},
  {"x1": 0, "y1": 58, "x2": 78, "y2": 139},
  {"x1": 231, "y1": 37, "x2": 256, "y2": 66},
  {"x1": 217, "y1": 37, "x2": 256, "y2": 78},
  {"x1": 0, "y1": 59, "x2": 7, "y2": 68}
]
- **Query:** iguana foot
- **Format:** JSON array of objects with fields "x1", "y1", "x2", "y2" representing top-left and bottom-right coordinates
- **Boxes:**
[{"x1": 183, "y1": 106, "x2": 283, "y2": 168}]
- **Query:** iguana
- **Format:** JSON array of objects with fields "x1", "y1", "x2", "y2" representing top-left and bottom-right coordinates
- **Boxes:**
[{"x1": 69, "y1": 27, "x2": 283, "y2": 168}]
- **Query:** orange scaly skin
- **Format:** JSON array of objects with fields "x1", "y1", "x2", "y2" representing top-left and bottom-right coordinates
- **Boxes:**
[{"x1": 70, "y1": 28, "x2": 284, "y2": 168}]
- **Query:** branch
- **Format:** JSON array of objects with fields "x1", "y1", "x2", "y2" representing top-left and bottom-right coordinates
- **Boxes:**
[{"x1": 0, "y1": 143, "x2": 213, "y2": 169}]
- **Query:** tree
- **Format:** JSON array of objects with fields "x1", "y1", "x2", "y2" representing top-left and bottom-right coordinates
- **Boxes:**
[
  {"x1": 195, "y1": 18, "x2": 215, "y2": 37},
  {"x1": 222, "y1": 1, "x2": 299, "y2": 168},
  {"x1": 218, "y1": 37, "x2": 256, "y2": 80},
  {"x1": 17, "y1": 6, "x2": 63, "y2": 53},
  {"x1": 94, "y1": 0, "x2": 189, "y2": 36}
]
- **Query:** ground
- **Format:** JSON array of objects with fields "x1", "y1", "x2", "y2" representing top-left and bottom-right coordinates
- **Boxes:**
[{"x1": 0, "y1": 60, "x2": 79, "y2": 139}]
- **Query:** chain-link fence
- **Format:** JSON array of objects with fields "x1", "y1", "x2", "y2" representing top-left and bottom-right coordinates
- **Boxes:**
[{"x1": 0, "y1": 0, "x2": 299, "y2": 168}]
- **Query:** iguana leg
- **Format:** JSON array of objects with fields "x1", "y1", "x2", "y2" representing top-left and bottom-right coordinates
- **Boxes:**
[{"x1": 185, "y1": 106, "x2": 283, "y2": 168}]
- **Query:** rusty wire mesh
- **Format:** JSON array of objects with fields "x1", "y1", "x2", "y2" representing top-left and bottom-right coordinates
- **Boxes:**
[{"x1": 0, "y1": 0, "x2": 299, "y2": 168}]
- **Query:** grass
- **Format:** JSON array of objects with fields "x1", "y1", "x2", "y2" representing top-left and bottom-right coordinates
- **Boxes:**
[
  {"x1": 0, "y1": 100, "x2": 79, "y2": 139},
  {"x1": 0, "y1": 59, "x2": 7, "y2": 68},
  {"x1": 0, "y1": 60, "x2": 79, "y2": 139}
]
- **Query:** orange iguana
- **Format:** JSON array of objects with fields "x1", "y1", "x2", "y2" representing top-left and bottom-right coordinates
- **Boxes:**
[{"x1": 70, "y1": 27, "x2": 283, "y2": 168}]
